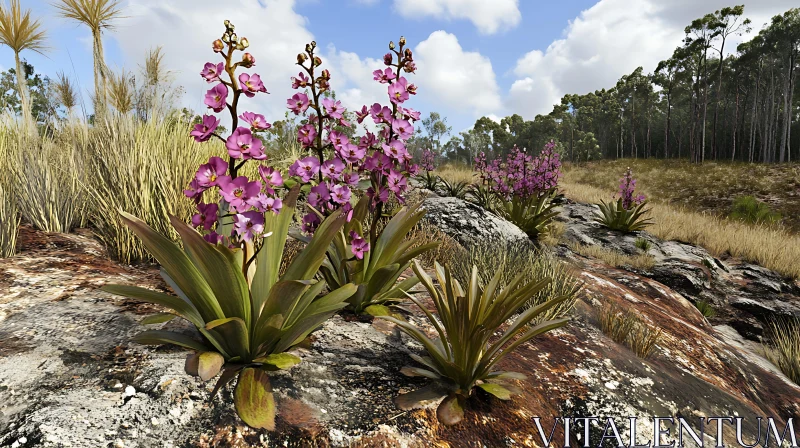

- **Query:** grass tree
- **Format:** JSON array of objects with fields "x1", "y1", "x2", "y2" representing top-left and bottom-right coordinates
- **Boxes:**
[
  {"x1": 0, "y1": 0, "x2": 48, "y2": 127},
  {"x1": 54, "y1": 0, "x2": 123, "y2": 119}
]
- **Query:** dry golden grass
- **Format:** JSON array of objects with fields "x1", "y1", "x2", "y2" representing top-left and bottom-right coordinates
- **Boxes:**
[
  {"x1": 570, "y1": 242, "x2": 655, "y2": 271},
  {"x1": 433, "y1": 164, "x2": 476, "y2": 186},
  {"x1": 562, "y1": 180, "x2": 800, "y2": 279},
  {"x1": 406, "y1": 221, "x2": 463, "y2": 269},
  {"x1": 598, "y1": 302, "x2": 662, "y2": 359},
  {"x1": 765, "y1": 319, "x2": 800, "y2": 385}
]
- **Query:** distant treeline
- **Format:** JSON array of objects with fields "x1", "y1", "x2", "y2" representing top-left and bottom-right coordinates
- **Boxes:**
[{"x1": 431, "y1": 6, "x2": 800, "y2": 165}]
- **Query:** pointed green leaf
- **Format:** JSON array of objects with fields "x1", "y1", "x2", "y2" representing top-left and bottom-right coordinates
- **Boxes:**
[
  {"x1": 395, "y1": 384, "x2": 449, "y2": 410},
  {"x1": 133, "y1": 330, "x2": 209, "y2": 352},
  {"x1": 364, "y1": 304, "x2": 392, "y2": 317},
  {"x1": 140, "y1": 313, "x2": 176, "y2": 325},
  {"x1": 255, "y1": 353, "x2": 301, "y2": 370},
  {"x1": 102, "y1": 284, "x2": 203, "y2": 328},
  {"x1": 478, "y1": 383, "x2": 512, "y2": 400},
  {"x1": 400, "y1": 366, "x2": 441, "y2": 379}
]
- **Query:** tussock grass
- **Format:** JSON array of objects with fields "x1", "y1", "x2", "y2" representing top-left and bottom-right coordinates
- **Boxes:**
[
  {"x1": 765, "y1": 319, "x2": 800, "y2": 385},
  {"x1": 83, "y1": 115, "x2": 220, "y2": 264},
  {"x1": 0, "y1": 178, "x2": 18, "y2": 258},
  {"x1": 598, "y1": 302, "x2": 662, "y2": 359},
  {"x1": 449, "y1": 241, "x2": 581, "y2": 323},
  {"x1": 634, "y1": 237, "x2": 652, "y2": 252},
  {"x1": 570, "y1": 242, "x2": 655, "y2": 271},
  {"x1": 2, "y1": 120, "x2": 88, "y2": 233},
  {"x1": 406, "y1": 221, "x2": 463, "y2": 269},
  {"x1": 695, "y1": 300, "x2": 716, "y2": 318},
  {"x1": 562, "y1": 181, "x2": 800, "y2": 279},
  {"x1": 433, "y1": 165, "x2": 475, "y2": 186}
]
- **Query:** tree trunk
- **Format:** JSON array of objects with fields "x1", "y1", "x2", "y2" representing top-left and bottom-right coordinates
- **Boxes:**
[
  {"x1": 93, "y1": 29, "x2": 108, "y2": 119},
  {"x1": 14, "y1": 53, "x2": 31, "y2": 129}
]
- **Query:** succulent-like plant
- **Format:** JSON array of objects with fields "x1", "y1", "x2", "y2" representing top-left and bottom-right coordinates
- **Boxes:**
[
  {"x1": 438, "y1": 176, "x2": 470, "y2": 199},
  {"x1": 380, "y1": 261, "x2": 570, "y2": 425},
  {"x1": 415, "y1": 170, "x2": 440, "y2": 191},
  {"x1": 467, "y1": 182, "x2": 496, "y2": 212},
  {"x1": 594, "y1": 198, "x2": 653, "y2": 232},
  {"x1": 497, "y1": 189, "x2": 560, "y2": 238},
  {"x1": 103, "y1": 189, "x2": 356, "y2": 430},
  {"x1": 299, "y1": 198, "x2": 437, "y2": 316}
]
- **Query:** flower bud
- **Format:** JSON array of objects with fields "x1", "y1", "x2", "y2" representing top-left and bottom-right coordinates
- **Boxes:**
[
  {"x1": 297, "y1": 53, "x2": 307, "y2": 64},
  {"x1": 389, "y1": 41, "x2": 395, "y2": 50},
  {"x1": 240, "y1": 37, "x2": 249, "y2": 48},
  {"x1": 222, "y1": 33, "x2": 230, "y2": 44},
  {"x1": 313, "y1": 56, "x2": 322, "y2": 66},
  {"x1": 305, "y1": 43, "x2": 312, "y2": 53},
  {"x1": 242, "y1": 52, "x2": 256, "y2": 67},
  {"x1": 383, "y1": 53, "x2": 392, "y2": 66},
  {"x1": 224, "y1": 19, "x2": 230, "y2": 27},
  {"x1": 230, "y1": 33, "x2": 238, "y2": 43},
  {"x1": 399, "y1": 36, "x2": 406, "y2": 46},
  {"x1": 321, "y1": 69, "x2": 330, "y2": 79},
  {"x1": 311, "y1": 40, "x2": 316, "y2": 48},
  {"x1": 404, "y1": 48, "x2": 413, "y2": 59},
  {"x1": 212, "y1": 39, "x2": 225, "y2": 53}
]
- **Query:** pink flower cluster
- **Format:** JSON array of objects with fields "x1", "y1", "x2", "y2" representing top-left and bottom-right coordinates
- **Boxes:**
[
  {"x1": 476, "y1": 141, "x2": 562, "y2": 200},
  {"x1": 617, "y1": 167, "x2": 646, "y2": 209},
  {"x1": 420, "y1": 149, "x2": 436, "y2": 172},
  {"x1": 285, "y1": 39, "x2": 419, "y2": 259},
  {"x1": 184, "y1": 21, "x2": 280, "y2": 245}
]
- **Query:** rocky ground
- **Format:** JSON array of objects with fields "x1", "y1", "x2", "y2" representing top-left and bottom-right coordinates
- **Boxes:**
[{"x1": 1, "y1": 196, "x2": 799, "y2": 447}]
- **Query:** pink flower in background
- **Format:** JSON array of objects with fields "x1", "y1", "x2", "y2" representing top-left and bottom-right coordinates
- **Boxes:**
[
  {"x1": 226, "y1": 127, "x2": 266, "y2": 160},
  {"x1": 391, "y1": 118, "x2": 413, "y2": 140},
  {"x1": 287, "y1": 93, "x2": 309, "y2": 115},
  {"x1": 420, "y1": 149, "x2": 436, "y2": 171},
  {"x1": 308, "y1": 183, "x2": 330, "y2": 208},
  {"x1": 258, "y1": 166, "x2": 283, "y2": 193},
  {"x1": 373, "y1": 68, "x2": 396, "y2": 84},
  {"x1": 239, "y1": 112, "x2": 271, "y2": 131},
  {"x1": 239, "y1": 73, "x2": 268, "y2": 97},
  {"x1": 195, "y1": 156, "x2": 228, "y2": 187},
  {"x1": 192, "y1": 203, "x2": 219, "y2": 230},
  {"x1": 388, "y1": 77, "x2": 409, "y2": 104},
  {"x1": 330, "y1": 184, "x2": 351, "y2": 204},
  {"x1": 301, "y1": 212, "x2": 321, "y2": 234},
  {"x1": 219, "y1": 176, "x2": 261, "y2": 212},
  {"x1": 233, "y1": 211, "x2": 265, "y2": 241},
  {"x1": 292, "y1": 156, "x2": 320, "y2": 182},
  {"x1": 618, "y1": 167, "x2": 646, "y2": 209},
  {"x1": 321, "y1": 98, "x2": 344, "y2": 119},
  {"x1": 201, "y1": 62, "x2": 224, "y2": 83},
  {"x1": 190, "y1": 115, "x2": 219, "y2": 142},
  {"x1": 297, "y1": 123, "x2": 317, "y2": 147},
  {"x1": 291, "y1": 72, "x2": 310, "y2": 89},
  {"x1": 204, "y1": 84, "x2": 228, "y2": 113},
  {"x1": 322, "y1": 158, "x2": 345, "y2": 181},
  {"x1": 349, "y1": 230, "x2": 369, "y2": 259}
]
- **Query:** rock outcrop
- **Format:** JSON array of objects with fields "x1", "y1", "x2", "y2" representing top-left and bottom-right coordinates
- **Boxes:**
[{"x1": 1, "y1": 197, "x2": 799, "y2": 447}]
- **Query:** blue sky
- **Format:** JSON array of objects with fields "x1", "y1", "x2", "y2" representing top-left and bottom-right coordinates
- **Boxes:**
[{"x1": 1, "y1": 0, "x2": 795, "y2": 135}]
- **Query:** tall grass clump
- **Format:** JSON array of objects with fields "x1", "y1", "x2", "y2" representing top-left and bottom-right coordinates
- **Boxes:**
[
  {"x1": 0, "y1": 131, "x2": 19, "y2": 257},
  {"x1": 2, "y1": 118, "x2": 88, "y2": 233},
  {"x1": 450, "y1": 241, "x2": 581, "y2": 322},
  {"x1": 765, "y1": 319, "x2": 800, "y2": 385},
  {"x1": 598, "y1": 302, "x2": 661, "y2": 359},
  {"x1": 729, "y1": 196, "x2": 781, "y2": 226},
  {"x1": 84, "y1": 114, "x2": 219, "y2": 263}
]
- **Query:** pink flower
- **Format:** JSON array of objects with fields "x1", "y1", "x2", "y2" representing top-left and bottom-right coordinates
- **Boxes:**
[
  {"x1": 330, "y1": 184, "x2": 351, "y2": 204},
  {"x1": 308, "y1": 183, "x2": 330, "y2": 208},
  {"x1": 195, "y1": 156, "x2": 228, "y2": 187},
  {"x1": 387, "y1": 169, "x2": 407, "y2": 195},
  {"x1": 204, "y1": 84, "x2": 228, "y2": 113},
  {"x1": 226, "y1": 127, "x2": 266, "y2": 160},
  {"x1": 302, "y1": 212, "x2": 321, "y2": 234},
  {"x1": 388, "y1": 77, "x2": 409, "y2": 104},
  {"x1": 321, "y1": 98, "x2": 344, "y2": 119},
  {"x1": 321, "y1": 158, "x2": 345, "y2": 181},
  {"x1": 391, "y1": 118, "x2": 413, "y2": 140},
  {"x1": 365, "y1": 152, "x2": 393, "y2": 174},
  {"x1": 339, "y1": 143, "x2": 366, "y2": 164},
  {"x1": 192, "y1": 203, "x2": 218, "y2": 230},
  {"x1": 400, "y1": 107, "x2": 421, "y2": 121},
  {"x1": 382, "y1": 140, "x2": 408, "y2": 161},
  {"x1": 184, "y1": 179, "x2": 204, "y2": 203},
  {"x1": 288, "y1": 93, "x2": 309, "y2": 115},
  {"x1": 373, "y1": 68, "x2": 396, "y2": 84},
  {"x1": 370, "y1": 103, "x2": 392, "y2": 124},
  {"x1": 263, "y1": 197, "x2": 282, "y2": 214},
  {"x1": 367, "y1": 186, "x2": 389, "y2": 205},
  {"x1": 258, "y1": 166, "x2": 283, "y2": 193},
  {"x1": 239, "y1": 73, "x2": 268, "y2": 97},
  {"x1": 233, "y1": 211, "x2": 265, "y2": 241},
  {"x1": 349, "y1": 230, "x2": 370, "y2": 260},
  {"x1": 239, "y1": 112, "x2": 271, "y2": 131},
  {"x1": 219, "y1": 176, "x2": 262, "y2": 212},
  {"x1": 204, "y1": 231, "x2": 224, "y2": 245},
  {"x1": 297, "y1": 123, "x2": 317, "y2": 147},
  {"x1": 291, "y1": 156, "x2": 320, "y2": 182},
  {"x1": 343, "y1": 172, "x2": 360, "y2": 186},
  {"x1": 356, "y1": 105, "x2": 369, "y2": 124},
  {"x1": 383, "y1": 53, "x2": 393, "y2": 66},
  {"x1": 201, "y1": 62, "x2": 224, "y2": 83},
  {"x1": 291, "y1": 72, "x2": 310, "y2": 89},
  {"x1": 328, "y1": 130, "x2": 349, "y2": 150},
  {"x1": 190, "y1": 115, "x2": 219, "y2": 142}
]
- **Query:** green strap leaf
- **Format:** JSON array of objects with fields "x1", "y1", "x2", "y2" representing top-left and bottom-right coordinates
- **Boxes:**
[
  {"x1": 205, "y1": 317, "x2": 250, "y2": 360},
  {"x1": 102, "y1": 284, "x2": 203, "y2": 328},
  {"x1": 395, "y1": 384, "x2": 449, "y2": 411},
  {"x1": 132, "y1": 330, "x2": 210, "y2": 352},
  {"x1": 140, "y1": 313, "x2": 176, "y2": 325},
  {"x1": 255, "y1": 353, "x2": 301, "y2": 370},
  {"x1": 283, "y1": 208, "x2": 347, "y2": 281},
  {"x1": 477, "y1": 383, "x2": 512, "y2": 400}
]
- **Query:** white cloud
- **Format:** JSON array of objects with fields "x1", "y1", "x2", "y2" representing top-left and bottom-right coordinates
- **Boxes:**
[
  {"x1": 396, "y1": 0, "x2": 520, "y2": 34},
  {"x1": 114, "y1": 0, "x2": 313, "y2": 123},
  {"x1": 507, "y1": 0, "x2": 797, "y2": 118},
  {"x1": 414, "y1": 31, "x2": 502, "y2": 116}
]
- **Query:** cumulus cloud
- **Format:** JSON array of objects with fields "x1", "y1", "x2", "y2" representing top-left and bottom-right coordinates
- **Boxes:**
[
  {"x1": 114, "y1": 0, "x2": 313, "y2": 122},
  {"x1": 414, "y1": 30, "x2": 502, "y2": 116},
  {"x1": 507, "y1": 0, "x2": 797, "y2": 118},
  {"x1": 396, "y1": 0, "x2": 520, "y2": 34}
]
